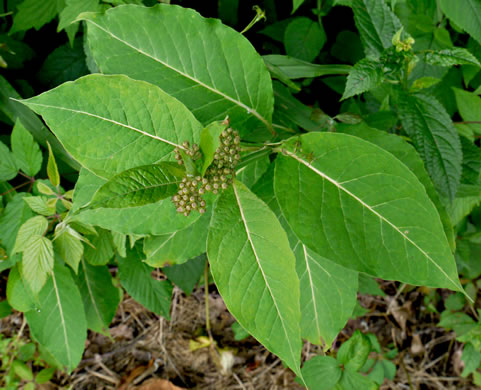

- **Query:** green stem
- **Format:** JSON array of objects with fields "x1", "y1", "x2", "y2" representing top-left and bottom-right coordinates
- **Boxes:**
[{"x1": 204, "y1": 261, "x2": 212, "y2": 339}]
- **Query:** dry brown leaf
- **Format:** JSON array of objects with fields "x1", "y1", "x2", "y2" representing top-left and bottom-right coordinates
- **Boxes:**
[{"x1": 135, "y1": 378, "x2": 187, "y2": 390}]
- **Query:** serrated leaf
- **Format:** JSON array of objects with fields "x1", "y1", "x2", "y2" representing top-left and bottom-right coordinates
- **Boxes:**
[
  {"x1": 11, "y1": 119, "x2": 42, "y2": 177},
  {"x1": 439, "y1": 0, "x2": 481, "y2": 46},
  {"x1": 199, "y1": 121, "x2": 228, "y2": 176},
  {"x1": 284, "y1": 17, "x2": 326, "y2": 62},
  {"x1": 423, "y1": 48, "x2": 481, "y2": 67},
  {"x1": 80, "y1": 4, "x2": 273, "y2": 137},
  {"x1": 207, "y1": 180, "x2": 302, "y2": 375},
  {"x1": 0, "y1": 140, "x2": 18, "y2": 181},
  {"x1": 13, "y1": 216, "x2": 48, "y2": 254},
  {"x1": 338, "y1": 122, "x2": 455, "y2": 251},
  {"x1": 274, "y1": 133, "x2": 462, "y2": 291},
  {"x1": 352, "y1": 0, "x2": 403, "y2": 58},
  {"x1": 76, "y1": 258, "x2": 120, "y2": 334},
  {"x1": 90, "y1": 163, "x2": 184, "y2": 209},
  {"x1": 24, "y1": 196, "x2": 56, "y2": 216},
  {"x1": 144, "y1": 208, "x2": 211, "y2": 267},
  {"x1": 22, "y1": 235, "x2": 54, "y2": 294},
  {"x1": 397, "y1": 92, "x2": 462, "y2": 202},
  {"x1": 460, "y1": 136, "x2": 481, "y2": 185},
  {"x1": 19, "y1": 74, "x2": 202, "y2": 179},
  {"x1": 342, "y1": 58, "x2": 383, "y2": 100},
  {"x1": 25, "y1": 262, "x2": 87, "y2": 372},
  {"x1": 162, "y1": 255, "x2": 206, "y2": 295},
  {"x1": 300, "y1": 356, "x2": 342, "y2": 390},
  {"x1": 118, "y1": 247, "x2": 172, "y2": 318},
  {"x1": 10, "y1": 0, "x2": 64, "y2": 33},
  {"x1": 55, "y1": 225, "x2": 84, "y2": 273},
  {"x1": 46, "y1": 141, "x2": 60, "y2": 188},
  {"x1": 337, "y1": 330, "x2": 371, "y2": 371}
]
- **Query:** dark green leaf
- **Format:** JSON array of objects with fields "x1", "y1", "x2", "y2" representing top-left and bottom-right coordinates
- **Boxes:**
[
  {"x1": 237, "y1": 155, "x2": 270, "y2": 188},
  {"x1": 0, "y1": 140, "x2": 18, "y2": 181},
  {"x1": 11, "y1": 119, "x2": 42, "y2": 177},
  {"x1": 461, "y1": 343, "x2": 481, "y2": 377},
  {"x1": 284, "y1": 17, "x2": 326, "y2": 62},
  {"x1": 162, "y1": 254, "x2": 206, "y2": 295},
  {"x1": 342, "y1": 58, "x2": 383, "y2": 100},
  {"x1": 83, "y1": 229, "x2": 114, "y2": 266},
  {"x1": 263, "y1": 55, "x2": 351, "y2": 79},
  {"x1": 423, "y1": 48, "x2": 481, "y2": 67},
  {"x1": 10, "y1": 0, "x2": 64, "y2": 33},
  {"x1": 334, "y1": 368, "x2": 378, "y2": 390},
  {"x1": 300, "y1": 356, "x2": 342, "y2": 390},
  {"x1": 439, "y1": 0, "x2": 481, "y2": 45},
  {"x1": 338, "y1": 330, "x2": 371, "y2": 371}
]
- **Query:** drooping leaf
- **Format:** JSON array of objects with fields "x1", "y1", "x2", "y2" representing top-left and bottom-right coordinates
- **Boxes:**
[
  {"x1": 80, "y1": 4, "x2": 274, "y2": 137},
  {"x1": 300, "y1": 356, "x2": 342, "y2": 390},
  {"x1": 162, "y1": 255, "x2": 206, "y2": 295},
  {"x1": 22, "y1": 235, "x2": 54, "y2": 294},
  {"x1": 0, "y1": 140, "x2": 18, "y2": 181},
  {"x1": 25, "y1": 262, "x2": 87, "y2": 372},
  {"x1": 397, "y1": 92, "x2": 462, "y2": 202},
  {"x1": 11, "y1": 119, "x2": 42, "y2": 177},
  {"x1": 143, "y1": 208, "x2": 211, "y2": 267},
  {"x1": 284, "y1": 17, "x2": 326, "y2": 62},
  {"x1": 90, "y1": 163, "x2": 184, "y2": 209},
  {"x1": 423, "y1": 48, "x2": 481, "y2": 67},
  {"x1": 76, "y1": 258, "x2": 121, "y2": 335},
  {"x1": 351, "y1": 0, "x2": 403, "y2": 57},
  {"x1": 342, "y1": 58, "x2": 383, "y2": 100},
  {"x1": 117, "y1": 247, "x2": 172, "y2": 318},
  {"x1": 13, "y1": 216, "x2": 48, "y2": 254},
  {"x1": 19, "y1": 74, "x2": 202, "y2": 179},
  {"x1": 252, "y1": 164, "x2": 358, "y2": 348},
  {"x1": 54, "y1": 225, "x2": 84, "y2": 273},
  {"x1": 338, "y1": 122, "x2": 455, "y2": 251},
  {"x1": 274, "y1": 133, "x2": 462, "y2": 291},
  {"x1": 207, "y1": 180, "x2": 302, "y2": 375},
  {"x1": 10, "y1": 0, "x2": 64, "y2": 34},
  {"x1": 263, "y1": 55, "x2": 351, "y2": 79},
  {"x1": 439, "y1": 0, "x2": 481, "y2": 45}
]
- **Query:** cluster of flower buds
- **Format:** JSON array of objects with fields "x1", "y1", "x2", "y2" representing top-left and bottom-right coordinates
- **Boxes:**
[{"x1": 172, "y1": 128, "x2": 241, "y2": 216}]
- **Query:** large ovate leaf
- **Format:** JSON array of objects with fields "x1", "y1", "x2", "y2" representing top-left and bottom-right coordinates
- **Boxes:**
[
  {"x1": 300, "y1": 356, "x2": 342, "y2": 390},
  {"x1": 90, "y1": 163, "x2": 184, "y2": 209},
  {"x1": 338, "y1": 122, "x2": 455, "y2": 251},
  {"x1": 25, "y1": 262, "x2": 87, "y2": 372},
  {"x1": 342, "y1": 58, "x2": 383, "y2": 100},
  {"x1": 76, "y1": 258, "x2": 121, "y2": 335},
  {"x1": 11, "y1": 119, "x2": 42, "y2": 177},
  {"x1": 284, "y1": 17, "x2": 326, "y2": 62},
  {"x1": 7, "y1": 265, "x2": 36, "y2": 312},
  {"x1": 352, "y1": 0, "x2": 403, "y2": 58},
  {"x1": 19, "y1": 74, "x2": 202, "y2": 179},
  {"x1": 252, "y1": 164, "x2": 358, "y2": 348},
  {"x1": 439, "y1": 0, "x2": 481, "y2": 46},
  {"x1": 274, "y1": 132, "x2": 462, "y2": 291},
  {"x1": 80, "y1": 4, "x2": 274, "y2": 137},
  {"x1": 118, "y1": 248, "x2": 172, "y2": 318},
  {"x1": 207, "y1": 180, "x2": 302, "y2": 375},
  {"x1": 397, "y1": 92, "x2": 462, "y2": 202}
]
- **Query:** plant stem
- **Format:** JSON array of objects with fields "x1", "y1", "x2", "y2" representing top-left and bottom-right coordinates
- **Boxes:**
[
  {"x1": 204, "y1": 261, "x2": 213, "y2": 341},
  {"x1": 0, "y1": 181, "x2": 32, "y2": 196}
]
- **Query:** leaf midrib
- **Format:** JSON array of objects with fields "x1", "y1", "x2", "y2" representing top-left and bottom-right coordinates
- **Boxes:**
[
  {"x1": 51, "y1": 272, "x2": 72, "y2": 368},
  {"x1": 284, "y1": 149, "x2": 460, "y2": 291},
  {"x1": 84, "y1": 19, "x2": 270, "y2": 129}
]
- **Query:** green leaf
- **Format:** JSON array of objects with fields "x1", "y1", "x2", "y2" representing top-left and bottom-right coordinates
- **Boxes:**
[
  {"x1": 83, "y1": 229, "x2": 114, "y2": 266},
  {"x1": 207, "y1": 180, "x2": 302, "y2": 375},
  {"x1": 143, "y1": 208, "x2": 211, "y2": 267},
  {"x1": 25, "y1": 262, "x2": 87, "y2": 372},
  {"x1": 300, "y1": 356, "x2": 342, "y2": 390},
  {"x1": 284, "y1": 17, "x2": 326, "y2": 62},
  {"x1": 334, "y1": 368, "x2": 378, "y2": 390},
  {"x1": 337, "y1": 330, "x2": 371, "y2": 371},
  {"x1": 162, "y1": 254, "x2": 206, "y2": 295},
  {"x1": 358, "y1": 274, "x2": 385, "y2": 296},
  {"x1": 0, "y1": 300, "x2": 12, "y2": 318},
  {"x1": 24, "y1": 196, "x2": 56, "y2": 216},
  {"x1": 6, "y1": 265, "x2": 36, "y2": 312},
  {"x1": 460, "y1": 136, "x2": 481, "y2": 185},
  {"x1": 274, "y1": 133, "x2": 462, "y2": 291},
  {"x1": 58, "y1": 0, "x2": 99, "y2": 39},
  {"x1": 11, "y1": 119, "x2": 42, "y2": 177},
  {"x1": 453, "y1": 88, "x2": 481, "y2": 135},
  {"x1": 0, "y1": 34, "x2": 35, "y2": 69},
  {"x1": 439, "y1": 0, "x2": 481, "y2": 46},
  {"x1": 423, "y1": 48, "x2": 481, "y2": 67},
  {"x1": 253, "y1": 164, "x2": 358, "y2": 348},
  {"x1": 461, "y1": 342, "x2": 481, "y2": 377},
  {"x1": 13, "y1": 216, "x2": 48, "y2": 254},
  {"x1": 352, "y1": 0, "x2": 403, "y2": 58},
  {"x1": 35, "y1": 367, "x2": 56, "y2": 384},
  {"x1": 237, "y1": 155, "x2": 271, "y2": 189},
  {"x1": 22, "y1": 235, "x2": 54, "y2": 294},
  {"x1": 19, "y1": 74, "x2": 202, "y2": 179},
  {"x1": 397, "y1": 92, "x2": 462, "y2": 202},
  {"x1": 338, "y1": 122, "x2": 455, "y2": 251},
  {"x1": 0, "y1": 140, "x2": 18, "y2": 181},
  {"x1": 80, "y1": 4, "x2": 274, "y2": 136},
  {"x1": 76, "y1": 258, "x2": 121, "y2": 335},
  {"x1": 46, "y1": 141, "x2": 60, "y2": 188},
  {"x1": 12, "y1": 360, "x2": 33, "y2": 381},
  {"x1": 90, "y1": 163, "x2": 184, "y2": 209},
  {"x1": 292, "y1": 0, "x2": 305, "y2": 13},
  {"x1": 341, "y1": 58, "x2": 383, "y2": 100},
  {"x1": 199, "y1": 120, "x2": 228, "y2": 176},
  {"x1": 54, "y1": 225, "x2": 84, "y2": 273},
  {"x1": 10, "y1": 0, "x2": 64, "y2": 33},
  {"x1": 0, "y1": 193, "x2": 34, "y2": 256},
  {"x1": 410, "y1": 76, "x2": 441, "y2": 92},
  {"x1": 118, "y1": 247, "x2": 172, "y2": 318}
]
